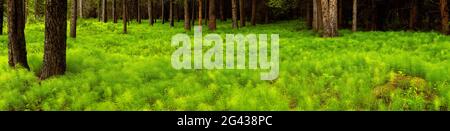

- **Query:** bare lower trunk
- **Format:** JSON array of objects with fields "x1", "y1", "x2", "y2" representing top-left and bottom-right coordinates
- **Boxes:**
[
  {"x1": 102, "y1": 0, "x2": 107, "y2": 22},
  {"x1": 113, "y1": 0, "x2": 118, "y2": 23},
  {"x1": 7, "y1": 0, "x2": 29, "y2": 69},
  {"x1": 70, "y1": 0, "x2": 77, "y2": 38},
  {"x1": 251, "y1": 0, "x2": 256, "y2": 26},
  {"x1": 220, "y1": 0, "x2": 225, "y2": 21},
  {"x1": 169, "y1": 0, "x2": 174, "y2": 27},
  {"x1": 231, "y1": 0, "x2": 238, "y2": 29},
  {"x1": 208, "y1": 0, "x2": 216, "y2": 31},
  {"x1": 184, "y1": 0, "x2": 190, "y2": 31},
  {"x1": 352, "y1": 0, "x2": 357, "y2": 32},
  {"x1": 137, "y1": 0, "x2": 141, "y2": 23},
  {"x1": 239, "y1": 0, "x2": 245, "y2": 27},
  {"x1": 321, "y1": 0, "x2": 338, "y2": 37},
  {"x1": 123, "y1": 0, "x2": 127, "y2": 33},
  {"x1": 149, "y1": 0, "x2": 153, "y2": 25},
  {"x1": 40, "y1": 0, "x2": 68, "y2": 80},
  {"x1": 198, "y1": 0, "x2": 202, "y2": 26},
  {"x1": 0, "y1": 0, "x2": 4, "y2": 35},
  {"x1": 162, "y1": 0, "x2": 165, "y2": 24},
  {"x1": 79, "y1": 0, "x2": 83, "y2": 18},
  {"x1": 440, "y1": 0, "x2": 449, "y2": 34}
]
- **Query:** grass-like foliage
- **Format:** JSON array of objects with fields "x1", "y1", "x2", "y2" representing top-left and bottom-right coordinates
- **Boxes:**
[{"x1": 0, "y1": 20, "x2": 449, "y2": 111}]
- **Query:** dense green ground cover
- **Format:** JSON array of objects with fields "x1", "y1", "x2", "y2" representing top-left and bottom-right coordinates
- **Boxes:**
[{"x1": 0, "y1": 20, "x2": 449, "y2": 111}]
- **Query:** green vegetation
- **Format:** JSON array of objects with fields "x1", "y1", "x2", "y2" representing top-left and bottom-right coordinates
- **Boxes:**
[{"x1": 0, "y1": 20, "x2": 449, "y2": 111}]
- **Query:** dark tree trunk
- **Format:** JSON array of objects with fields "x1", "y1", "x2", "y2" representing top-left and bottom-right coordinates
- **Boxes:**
[
  {"x1": 321, "y1": 0, "x2": 338, "y2": 37},
  {"x1": 191, "y1": 0, "x2": 195, "y2": 26},
  {"x1": 251, "y1": 0, "x2": 256, "y2": 26},
  {"x1": 40, "y1": 0, "x2": 68, "y2": 80},
  {"x1": 264, "y1": 0, "x2": 269, "y2": 23},
  {"x1": 123, "y1": 0, "x2": 127, "y2": 33},
  {"x1": 0, "y1": 0, "x2": 3, "y2": 35},
  {"x1": 137, "y1": 0, "x2": 141, "y2": 23},
  {"x1": 103, "y1": 0, "x2": 107, "y2": 22},
  {"x1": 204, "y1": 0, "x2": 208, "y2": 26},
  {"x1": 440, "y1": 0, "x2": 449, "y2": 34},
  {"x1": 162, "y1": 0, "x2": 165, "y2": 24},
  {"x1": 113, "y1": 0, "x2": 118, "y2": 23},
  {"x1": 231, "y1": 0, "x2": 238, "y2": 29},
  {"x1": 7, "y1": 0, "x2": 29, "y2": 69},
  {"x1": 79, "y1": 0, "x2": 83, "y2": 18},
  {"x1": 220, "y1": 0, "x2": 225, "y2": 21},
  {"x1": 184, "y1": 0, "x2": 190, "y2": 31},
  {"x1": 239, "y1": 0, "x2": 245, "y2": 27},
  {"x1": 169, "y1": 0, "x2": 174, "y2": 27},
  {"x1": 70, "y1": 0, "x2": 77, "y2": 38},
  {"x1": 98, "y1": 0, "x2": 102, "y2": 21},
  {"x1": 352, "y1": 0, "x2": 357, "y2": 32},
  {"x1": 306, "y1": 0, "x2": 312, "y2": 29},
  {"x1": 409, "y1": 0, "x2": 417, "y2": 31},
  {"x1": 149, "y1": 0, "x2": 153, "y2": 25},
  {"x1": 313, "y1": 0, "x2": 318, "y2": 32},
  {"x1": 208, "y1": 0, "x2": 216, "y2": 31},
  {"x1": 199, "y1": 0, "x2": 202, "y2": 26}
]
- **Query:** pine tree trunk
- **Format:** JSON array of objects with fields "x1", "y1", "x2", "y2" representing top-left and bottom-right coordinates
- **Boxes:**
[
  {"x1": 352, "y1": 0, "x2": 357, "y2": 32},
  {"x1": 123, "y1": 0, "x2": 127, "y2": 33},
  {"x1": 0, "y1": 0, "x2": 3, "y2": 35},
  {"x1": 70, "y1": 0, "x2": 77, "y2": 38},
  {"x1": 198, "y1": 0, "x2": 202, "y2": 26},
  {"x1": 113, "y1": 0, "x2": 117, "y2": 23},
  {"x1": 239, "y1": 0, "x2": 245, "y2": 27},
  {"x1": 208, "y1": 0, "x2": 216, "y2": 31},
  {"x1": 162, "y1": 0, "x2": 165, "y2": 24},
  {"x1": 264, "y1": 0, "x2": 269, "y2": 23},
  {"x1": 231, "y1": 0, "x2": 238, "y2": 29},
  {"x1": 191, "y1": 0, "x2": 195, "y2": 26},
  {"x1": 306, "y1": 0, "x2": 312, "y2": 29},
  {"x1": 98, "y1": 0, "x2": 101, "y2": 21},
  {"x1": 312, "y1": 0, "x2": 317, "y2": 32},
  {"x1": 103, "y1": 0, "x2": 107, "y2": 23},
  {"x1": 7, "y1": 0, "x2": 29, "y2": 69},
  {"x1": 169, "y1": 0, "x2": 173, "y2": 27},
  {"x1": 149, "y1": 0, "x2": 154, "y2": 25},
  {"x1": 220, "y1": 0, "x2": 225, "y2": 21},
  {"x1": 440, "y1": 0, "x2": 449, "y2": 34},
  {"x1": 251, "y1": 0, "x2": 256, "y2": 26},
  {"x1": 321, "y1": 0, "x2": 330, "y2": 37},
  {"x1": 40, "y1": 0, "x2": 67, "y2": 80},
  {"x1": 329, "y1": 0, "x2": 338, "y2": 36},
  {"x1": 137, "y1": 0, "x2": 141, "y2": 23},
  {"x1": 184, "y1": 0, "x2": 190, "y2": 31},
  {"x1": 79, "y1": 0, "x2": 83, "y2": 18}
]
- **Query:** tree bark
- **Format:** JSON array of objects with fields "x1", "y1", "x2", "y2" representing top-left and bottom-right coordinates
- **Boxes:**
[
  {"x1": 184, "y1": 0, "x2": 190, "y2": 31},
  {"x1": 70, "y1": 0, "x2": 77, "y2": 38},
  {"x1": 231, "y1": 0, "x2": 238, "y2": 29},
  {"x1": 198, "y1": 0, "x2": 202, "y2": 26},
  {"x1": 149, "y1": 0, "x2": 154, "y2": 25},
  {"x1": 220, "y1": 0, "x2": 225, "y2": 21},
  {"x1": 239, "y1": 0, "x2": 245, "y2": 27},
  {"x1": 137, "y1": 0, "x2": 141, "y2": 23},
  {"x1": 321, "y1": 0, "x2": 338, "y2": 37},
  {"x1": 169, "y1": 0, "x2": 174, "y2": 27},
  {"x1": 329, "y1": 0, "x2": 338, "y2": 36},
  {"x1": 352, "y1": 0, "x2": 357, "y2": 32},
  {"x1": 98, "y1": 0, "x2": 102, "y2": 21},
  {"x1": 40, "y1": 0, "x2": 67, "y2": 80},
  {"x1": 306, "y1": 0, "x2": 312, "y2": 29},
  {"x1": 0, "y1": 0, "x2": 3, "y2": 35},
  {"x1": 79, "y1": 0, "x2": 83, "y2": 18},
  {"x1": 162, "y1": 0, "x2": 165, "y2": 24},
  {"x1": 251, "y1": 0, "x2": 256, "y2": 26},
  {"x1": 103, "y1": 0, "x2": 107, "y2": 23},
  {"x1": 312, "y1": 0, "x2": 317, "y2": 32},
  {"x1": 208, "y1": 0, "x2": 216, "y2": 31},
  {"x1": 123, "y1": 0, "x2": 127, "y2": 33},
  {"x1": 113, "y1": 0, "x2": 117, "y2": 23},
  {"x1": 7, "y1": 0, "x2": 29, "y2": 69},
  {"x1": 440, "y1": 0, "x2": 449, "y2": 34}
]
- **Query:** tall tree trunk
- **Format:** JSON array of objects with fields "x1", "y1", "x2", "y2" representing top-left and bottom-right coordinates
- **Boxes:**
[
  {"x1": 321, "y1": 0, "x2": 338, "y2": 37},
  {"x1": 329, "y1": 0, "x2": 338, "y2": 36},
  {"x1": 352, "y1": 0, "x2": 357, "y2": 32},
  {"x1": 98, "y1": 0, "x2": 101, "y2": 21},
  {"x1": 162, "y1": 0, "x2": 165, "y2": 24},
  {"x1": 409, "y1": 0, "x2": 417, "y2": 31},
  {"x1": 7, "y1": 0, "x2": 29, "y2": 69},
  {"x1": 220, "y1": 0, "x2": 225, "y2": 21},
  {"x1": 440, "y1": 0, "x2": 449, "y2": 34},
  {"x1": 184, "y1": 0, "x2": 190, "y2": 31},
  {"x1": 231, "y1": 0, "x2": 238, "y2": 29},
  {"x1": 79, "y1": 0, "x2": 83, "y2": 18},
  {"x1": 191, "y1": 0, "x2": 195, "y2": 26},
  {"x1": 251, "y1": 0, "x2": 256, "y2": 26},
  {"x1": 169, "y1": 0, "x2": 173, "y2": 27},
  {"x1": 103, "y1": 0, "x2": 107, "y2": 23},
  {"x1": 312, "y1": 0, "x2": 317, "y2": 32},
  {"x1": 123, "y1": 0, "x2": 127, "y2": 33},
  {"x1": 198, "y1": 0, "x2": 202, "y2": 26},
  {"x1": 338, "y1": 0, "x2": 342, "y2": 29},
  {"x1": 239, "y1": 0, "x2": 245, "y2": 27},
  {"x1": 40, "y1": 0, "x2": 68, "y2": 80},
  {"x1": 208, "y1": 0, "x2": 216, "y2": 31},
  {"x1": 306, "y1": 0, "x2": 312, "y2": 29},
  {"x1": 113, "y1": 0, "x2": 117, "y2": 23},
  {"x1": 264, "y1": 0, "x2": 269, "y2": 23},
  {"x1": 204, "y1": 0, "x2": 207, "y2": 25},
  {"x1": 137, "y1": 0, "x2": 141, "y2": 23},
  {"x1": 70, "y1": 0, "x2": 77, "y2": 38},
  {"x1": 149, "y1": 0, "x2": 154, "y2": 25},
  {"x1": 0, "y1": 0, "x2": 3, "y2": 35}
]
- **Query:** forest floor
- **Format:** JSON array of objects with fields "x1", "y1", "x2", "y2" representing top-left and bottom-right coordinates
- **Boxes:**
[{"x1": 0, "y1": 20, "x2": 449, "y2": 111}]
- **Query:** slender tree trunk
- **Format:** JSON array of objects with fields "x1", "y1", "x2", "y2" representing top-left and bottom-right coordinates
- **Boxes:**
[
  {"x1": 184, "y1": 0, "x2": 190, "y2": 31},
  {"x1": 204, "y1": 0, "x2": 207, "y2": 25},
  {"x1": 306, "y1": 0, "x2": 312, "y2": 29},
  {"x1": 191, "y1": 0, "x2": 195, "y2": 26},
  {"x1": 103, "y1": 0, "x2": 107, "y2": 22},
  {"x1": 149, "y1": 0, "x2": 153, "y2": 25},
  {"x1": 169, "y1": 0, "x2": 173, "y2": 27},
  {"x1": 312, "y1": 0, "x2": 317, "y2": 32},
  {"x1": 199, "y1": 0, "x2": 202, "y2": 26},
  {"x1": 264, "y1": 0, "x2": 269, "y2": 23},
  {"x1": 98, "y1": 0, "x2": 101, "y2": 21},
  {"x1": 231, "y1": 0, "x2": 238, "y2": 29},
  {"x1": 123, "y1": 0, "x2": 127, "y2": 33},
  {"x1": 220, "y1": 0, "x2": 225, "y2": 21},
  {"x1": 239, "y1": 0, "x2": 245, "y2": 27},
  {"x1": 70, "y1": 0, "x2": 77, "y2": 38},
  {"x1": 251, "y1": 0, "x2": 256, "y2": 26},
  {"x1": 0, "y1": 0, "x2": 3, "y2": 35},
  {"x1": 352, "y1": 0, "x2": 357, "y2": 32},
  {"x1": 329, "y1": 0, "x2": 338, "y2": 36},
  {"x1": 40, "y1": 0, "x2": 68, "y2": 80},
  {"x1": 7, "y1": 0, "x2": 29, "y2": 69},
  {"x1": 162, "y1": 0, "x2": 165, "y2": 24},
  {"x1": 208, "y1": 0, "x2": 216, "y2": 31},
  {"x1": 113, "y1": 0, "x2": 117, "y2": 23},
  {"x1": 137, "y1": 0, "x2": 141, "y2": 23},
  {"x1": 440, "y1": 0, "x2": 449, "y2": 34},
  {"x1": 79, "y1": 0, "x2": 83, "y2": 18},
  {"x1": 338, "y1": 0, "x2": 342, "y2": 29}
]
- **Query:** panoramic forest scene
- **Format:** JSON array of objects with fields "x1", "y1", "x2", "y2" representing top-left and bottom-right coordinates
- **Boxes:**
[{"x1": 0, "y1": 0, "x2": 449, "y2": 111}]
